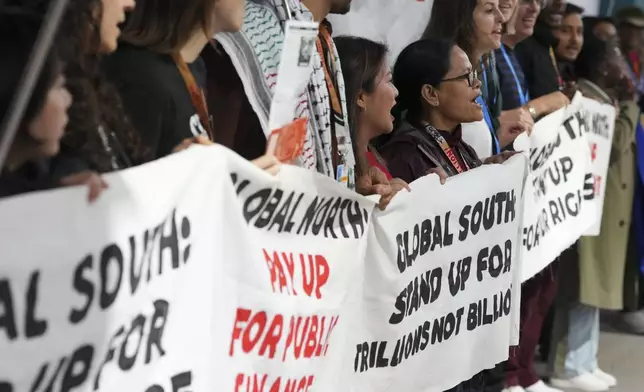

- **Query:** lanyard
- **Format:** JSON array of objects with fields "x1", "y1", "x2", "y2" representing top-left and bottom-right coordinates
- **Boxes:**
[
  {"x1": 316, "y1": 24, "x2": 343, "y2": 116},
  {"x1": 481, "y1": 56, "x2": 498, "y2": 108},
  {"x1": 476, "y1": 96, "x2": 501, "y2": 154},
  {"x1": 499, "y1": 45, "x2": 529, "y2": 105},
  {"x1": 626, "y1": 52, "x2": 644, "y2": 92},
  {"x1": 172, "y1": 53, "x2": 214, "y2": 140},
  {"x1": 316, "y1": 23, "x2": 344, "y2": 173},
  {"x1": 422, "y1": 123, "x2": 469, "y2": 174},
  {"x1": 549, "y1": 47, "x2": 564, "y2": 90}
]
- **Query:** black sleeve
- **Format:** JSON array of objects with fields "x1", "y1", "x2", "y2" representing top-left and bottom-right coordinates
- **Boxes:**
[
  {"x1": 514, "y1": 43, "x2": 535, "y2": 100},
  {"x1": 115, "y1": 82, "x2": 176, "y2": 162},
  {"x1": 380, "y1": 142, "x2": 434, "y2": 184}
]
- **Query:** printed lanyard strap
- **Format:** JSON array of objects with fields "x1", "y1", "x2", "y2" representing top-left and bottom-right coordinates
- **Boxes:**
[
  {"x1": 476, "y1": 96, "x2": 501, "y2": 155},
  {"x1": 500, "y1": 45, "x2": 529, "y2": 105},
  {"x1": 549, "y1": 47, "x2": 564, "y2": 90},
  {"x1": 172, "y1": 53, "x2": 214, "y2": 140},
  {"x1": 316, "y1": 24, "x2": 344, "y2": 172},
  {"x1": 316, "y1": 25, "x2": 343, "y2": 116},
  {"x1": 481, "y1": 56, "x2": 498, "y2": 108},
  {"x1": 422, "y1": 123, "x2": 468, "y2": 174}
]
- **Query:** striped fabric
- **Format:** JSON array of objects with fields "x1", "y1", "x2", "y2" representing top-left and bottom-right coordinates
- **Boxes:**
[{"x1": 215, "y1": 0, "x2": 356, "y2": 184}]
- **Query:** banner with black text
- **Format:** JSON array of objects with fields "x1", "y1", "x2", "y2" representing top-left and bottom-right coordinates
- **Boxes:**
[
  {"x1": 515, "y1": 96, "x2": 597, "y2": 281},
  {"x1": 0, "y1": 147, "x2": 228, "y2": 392},
  {"x1": 343, "y1": 157, "x2": 527, "y2": 392}
]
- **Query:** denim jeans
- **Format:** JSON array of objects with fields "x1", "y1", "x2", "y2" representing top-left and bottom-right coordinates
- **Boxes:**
[{"x1": 563, "y1": 304, "x2": 599, "y2": 378}]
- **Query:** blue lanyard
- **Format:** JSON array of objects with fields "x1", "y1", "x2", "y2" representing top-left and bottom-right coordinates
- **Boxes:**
[
  {"x1": 476, "y1": 95, "x2": 500, "y2": 154},
  {"x1": 481, "y1": 65, "x2": 499, "y2": 108},
  {"x1": 499, "y1": 45, "x2": 529, "y2": 105}
]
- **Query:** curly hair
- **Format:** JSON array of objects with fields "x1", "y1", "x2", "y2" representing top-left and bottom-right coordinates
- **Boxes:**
[{"x1": 57, "y1": 0, "x2": 146, "y2": 172}]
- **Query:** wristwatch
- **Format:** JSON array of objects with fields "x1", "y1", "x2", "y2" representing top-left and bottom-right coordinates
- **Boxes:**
[{"x1": 525, "y1": 105, "x2": 537, "y2": 120}]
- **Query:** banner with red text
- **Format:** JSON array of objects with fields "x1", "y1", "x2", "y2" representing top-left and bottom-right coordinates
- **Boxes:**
[
  {"x1": 0, "y1": 146, "x2": 228, "y2": 391},
  {"x1": 515, "y1": 95, "x2": 597, "y2": 281},
  {"x1": 342, "y1": 157, "x2": 527, "y2": 392},
  {"x1": 0, "y1": 146, "x2": 374, "y2": 392},
  {"x1": 578, "y1": 96, "x2": 616, "y2": 236},
  {"x1": 213, "y1": 152, "x2": 373, "y2": 391}
]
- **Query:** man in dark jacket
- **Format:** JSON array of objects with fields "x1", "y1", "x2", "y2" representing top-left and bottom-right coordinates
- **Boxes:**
[
  {"x1": 515, "y1": 0, "x2": 567, "y2": 99},
  {"x1": 513, "y1": 0, "x2": 568, "y2": 371}
]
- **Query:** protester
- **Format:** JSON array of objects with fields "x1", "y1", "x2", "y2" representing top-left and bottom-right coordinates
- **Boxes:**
[
  {"x1": 515, "y1": 0, "x2": 567, "y2": 98},
  {"x1": 206, "y1": 0, "x2": 402, "y2": 201},
  {"x1": 47, "y1": 0, "x2": 147, "y2": 175},
  {"x1": 207, "y1": 0, "x2": 356, "y2": 182},
  {"x1": 378, "y1": 41, "x2": 514, "y2": 392},
  {"x1": 549, "y1": 28, "x2": 637, "y2": 392},
  {"x1": 615, "y1": 5, "x2": 644, "y2": 110},
  {"x1": 423, "y1": 0, "x2": 533, "y2": 158},
  {"x1": 497, "y1": 0, "x2": 569, "y2": 118},
  {"x1": 0, "y1": 9, "x2": 69, "y2": 197},
  {"x1": 106, "y1": 0, "x2": 235, "y2": 160},
  {"x1": 511, "y1": 0, "x2": 569, "y2": 365},
  {"x1": 553, "y1": 4, "x2": 584, "y2": 82},
  {"x1": 333, "y1": 36, "x2": 410, "y2": 209},
  {"x1": 584, "y1": 16, "x2": 618, "y2": 44},
  {"x1": 496, "y1": 3, "x2": 568, "y2": 392},
  {"x1": 0, "y1": 6, "x2": 109, "y2": 202}
]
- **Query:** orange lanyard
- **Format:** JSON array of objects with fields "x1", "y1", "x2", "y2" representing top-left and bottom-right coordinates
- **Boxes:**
[
  {"x1": 549, "y1": 47, "x2": 564, "y2": 90},
  {"x1": 172, "y1": 53, "x2": 214, "y2": 140},
  {"x1": 316, "y1": 24, "x2": 343, "y2": 116},
  {"x1": 423, "y1": 123, "x2": 468, "y2": 174}
]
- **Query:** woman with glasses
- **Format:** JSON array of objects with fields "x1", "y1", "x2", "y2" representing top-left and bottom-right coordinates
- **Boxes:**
[
  {"x1": 378, "y1": 39, "x2": 483, "y2": 186},
  {"x1": 378, "y1": 37, "x2": 516, "y2": 392},
  {"x1": 423, "y1": 0, "x2": 534, "y2": 160}
]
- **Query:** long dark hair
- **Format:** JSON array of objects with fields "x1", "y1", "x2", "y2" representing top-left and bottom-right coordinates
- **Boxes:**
[
  {"x1": 56, "y1": 0, "x2": 145, "y2": 171},
  {"x1": 121, "y1": 0, "x2": 218, "y2": 54},
  {"x1": 392, "y1": 38, "x2": 454, "y2": 126},
  {"x1": 423, "y1": 0, "x2": 478, "y2": 64},
  {"x1": 334, "y1": 36, "x2": 387, "y2": 174},
  {"x1": 0, "y1": 7, "x2": 61, "y2": 142}
]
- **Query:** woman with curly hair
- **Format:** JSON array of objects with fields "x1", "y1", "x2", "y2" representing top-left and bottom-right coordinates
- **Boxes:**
[{"x1": 49, "y1": 0, "x2": 145, "y2": 175}]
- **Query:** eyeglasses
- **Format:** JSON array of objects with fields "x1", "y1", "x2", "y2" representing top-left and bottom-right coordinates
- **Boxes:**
[{"x1": 442, "y1": 69, "x2": 478, "y2": 87}]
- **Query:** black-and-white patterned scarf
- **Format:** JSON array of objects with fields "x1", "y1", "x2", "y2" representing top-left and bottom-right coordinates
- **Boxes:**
[{"x1": 215, "y1": 0, "x2": 355, "y2": 186}]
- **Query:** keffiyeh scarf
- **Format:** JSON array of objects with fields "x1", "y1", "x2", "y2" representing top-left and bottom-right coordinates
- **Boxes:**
[{"x1": 215, "y1": 0, "x2": 356, "y2": 186}]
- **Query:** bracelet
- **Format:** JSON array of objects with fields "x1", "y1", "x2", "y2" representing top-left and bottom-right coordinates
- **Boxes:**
[{"x1": 525, "y1": 105, "x2": 537, "y2": 120}]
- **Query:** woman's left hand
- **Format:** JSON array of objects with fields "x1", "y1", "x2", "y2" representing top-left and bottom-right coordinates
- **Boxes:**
[
  {"x1": 60, "y1": 171, "x2": 108, "y2": 203},
  {"x1": 483, "y1": 151, "x2": 519, "y2": 165},
  {"x1": 357, "y1": 167, "x2": 409, "y2": 210}
]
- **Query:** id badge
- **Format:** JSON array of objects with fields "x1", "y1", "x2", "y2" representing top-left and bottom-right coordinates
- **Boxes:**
[{"x1": 336, "y1": 164, "x2": 348, "y2": 186}]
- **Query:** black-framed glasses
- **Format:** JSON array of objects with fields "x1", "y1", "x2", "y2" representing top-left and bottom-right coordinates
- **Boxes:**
[{"x1": 442, "y1": 69, "x2": 478, "y2": 87}]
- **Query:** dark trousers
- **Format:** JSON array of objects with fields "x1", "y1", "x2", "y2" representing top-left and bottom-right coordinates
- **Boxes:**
[
  {"x1": 445, "y1": 366, "x2": 505, "y2": 392},
  {"x1": 505, "y1": 263, "x2": 559, "y2": 387}
]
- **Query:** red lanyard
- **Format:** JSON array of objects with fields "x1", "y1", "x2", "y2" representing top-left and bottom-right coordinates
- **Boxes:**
[
  {"x1": 316, "y1": 24, "x2": 343, "y2": 116},
  {"x1": 423, "y1": 123, "x2": 468, "y2": 174},
  {"x1": 172, "y1": 53, "x2": 214, "y2": 140}
]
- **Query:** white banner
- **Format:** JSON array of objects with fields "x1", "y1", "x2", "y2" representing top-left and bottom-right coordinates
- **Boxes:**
[
  {"x1": 0, "y1": 147, "x2": 227, "y2": 391},
  {"x1": 516, "y1": 96, "x2": 597, "y2": 282},
  {"x1": 212, "y1": 152, "x2": 373, "y2": 391},
  {"x1": 344, "y1": 157, "x2": 527, "y2": 392},
  {"x1": 578, "y1": 96, "x2": 616, "y2": 236}
]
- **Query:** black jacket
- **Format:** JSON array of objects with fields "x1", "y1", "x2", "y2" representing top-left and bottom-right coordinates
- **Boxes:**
[
  {"x1": 514, "y1": 20, "x2": 562, "y2": 99},
  {"x1": 0, "y1": 160, "x2": 54, "y2": 199}
]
